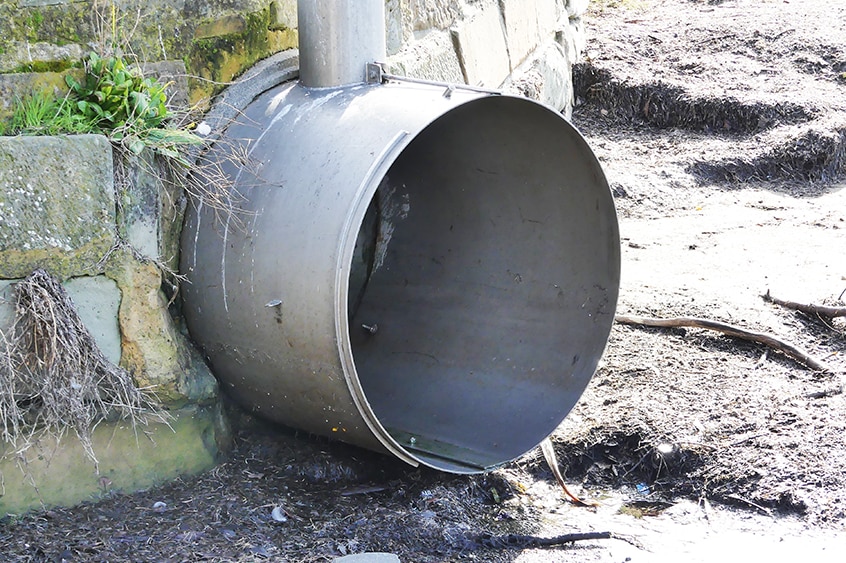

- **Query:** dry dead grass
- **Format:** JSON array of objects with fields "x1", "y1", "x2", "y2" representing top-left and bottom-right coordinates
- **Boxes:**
[{"x1": 0, "y1": 269, "x2": 169, "y2": 470}]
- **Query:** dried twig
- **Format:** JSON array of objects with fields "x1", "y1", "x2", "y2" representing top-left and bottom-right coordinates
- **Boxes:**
[
  {"x1": 762, "y1": 290, "x2": 846, "y2": 318},
  {"x1": 473, "y1": 531, "x2": 611, "y2": 548},
  {"x1": 540, "y1": 438, "x2": 597, "y2": 507},
  {"x1": 615, "y1": 314, "x2": 833, "y2": 373},
  {"x1": 0, "y1": 269, "x2": 170, "y2": 469}
]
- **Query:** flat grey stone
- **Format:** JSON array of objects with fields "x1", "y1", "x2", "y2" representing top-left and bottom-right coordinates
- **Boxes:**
[{"x1": 333, "y1": 554, "x2": 401, "y2": 563}]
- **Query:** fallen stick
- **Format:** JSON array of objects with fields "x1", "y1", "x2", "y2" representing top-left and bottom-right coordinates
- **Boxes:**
[
  {"x1": 540, "y1": 438, "x2": 597, "y2": 508},
  {"x1": 615, "y1": 314, "x2": 833, "y2": 373},
  {"x1": 762, "y1": 290, "x2": 846, "y2": 318},
  {"x1": 473, "y1": 530, "x2": 640, "y2": 549}
]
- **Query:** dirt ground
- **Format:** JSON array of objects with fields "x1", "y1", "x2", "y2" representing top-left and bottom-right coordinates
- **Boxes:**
[{"x1": 2, "y1": 0, "x2": 846, "y2": 561}]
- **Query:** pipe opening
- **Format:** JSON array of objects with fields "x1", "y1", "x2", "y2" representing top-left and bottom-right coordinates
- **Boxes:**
[{"x1": 346, "y1": 96, "x2": 619, "y2": 472}]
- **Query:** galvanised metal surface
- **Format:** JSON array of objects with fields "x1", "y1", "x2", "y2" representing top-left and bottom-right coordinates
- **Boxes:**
[{"x1": 181, "y1": 79, "x2": 620, "y2": 472}]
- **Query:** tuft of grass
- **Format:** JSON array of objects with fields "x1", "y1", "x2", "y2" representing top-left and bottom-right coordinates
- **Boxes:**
[{"x1": 3, "y1": 89, "x2": 97, "y2": 136}]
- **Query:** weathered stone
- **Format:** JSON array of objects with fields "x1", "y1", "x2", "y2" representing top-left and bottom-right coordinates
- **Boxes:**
[
  {"x1": 0, "y1": 403, "x2": 230, "y2": 516},
  {"x1": 118, "y1": 150, "x2": 166, "y2": 261},
  {"x1": 64, "y1": 275, "x2": 123, "y2": 365},
  {"x1": 537, "y1": 0, "x2": 562, "y2": 40},
  {"x1": 107, "y1": 252, "x2": 217, "y2": 405},
  {"x1": 269, "y1": 0, "x2": 297, "y2": 31},
  {"x1": 0, "y1": 72, "x2": 65, "y2": 114},
  {"x1": 188, "y1": 8, "x2": 298, "y2": 107},
  {"x1": 557, "y1": 15, "x2": 586, "y2": 67},
  {"x1": 502, "y1": 0, "x2": 542, "y2": 70},
  {"x1": 0, "y1": 276, "x2": 123, "y2": 365},
  {"x1": 388, "y1": 30, "x2": 464, "y2": 84},
  {"x1": 0, "y1": 279, "x2": 15, "y2": 332},
  {"x1": 566, "y1": 0, "x2": 591, "y2": 19},
  {"x1": 140, "y1": 60, "x2": 191, "y2": 116},
  {"x1": 570, "y1": 16, "x2": 587, "y2": 64},
  {"x1": 0, "y1": 135, "x2": 115, "y2": 279},
  {"x1": 509, "y1": 42, "x2": 574, "y2": 115},
  {"x1": 408, "y1": 0, "x2": 462, "y2": 31},
  {"x1": 194, "y1": 14, "x2": 247, "y2": 39},
  {"x1": 0, "y1": 40, "x2": 83, "y2": 76},
  {"x1": 450, "y1": 0, "x2": 510, "y2": 87}
]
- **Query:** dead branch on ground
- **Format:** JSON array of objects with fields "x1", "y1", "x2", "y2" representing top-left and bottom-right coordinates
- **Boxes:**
[
  {"x1": 472, "y1": 530, "x2": 643, "y2": 550},
  {"x1": 615, "y1": 314, "x2": 833, "y2": 373},
  {"x1": 540, "y1": 438, "x2": 598, "y2": 507},
  {"x1": 762, "y1": 290, "x2": 846, "y2": 318}
]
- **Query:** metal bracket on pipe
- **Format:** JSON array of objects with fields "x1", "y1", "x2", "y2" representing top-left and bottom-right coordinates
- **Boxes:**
[{"x1": 366, "y1": 62, "x2": 502, "y2": 97}]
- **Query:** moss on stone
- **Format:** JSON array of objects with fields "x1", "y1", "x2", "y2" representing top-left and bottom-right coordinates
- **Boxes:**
[
  {"x1": 0, "y1": 403, "x2": 230, "y2": 516},
  {"x1": 0, "y1": 243, "x2": 111, "y2": 281},
  {"x1": 11, "y1": 59, "x2": 74, "y2": 73},
  {"x1": 187, "y1": 8, "x2": 297, "y2": 107}
]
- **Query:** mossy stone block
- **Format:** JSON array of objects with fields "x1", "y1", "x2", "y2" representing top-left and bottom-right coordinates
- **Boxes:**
[
  {"x1": 0, "y1": 134, "x2": 115, "y2": 279},
  {"x1": 0, "y1": 403, "x2": 231, "y2": 516}
]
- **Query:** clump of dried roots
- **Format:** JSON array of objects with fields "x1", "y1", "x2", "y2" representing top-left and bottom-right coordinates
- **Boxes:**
[{"x1": 0, "y1": 269, "x2": 170, "y2": 469}]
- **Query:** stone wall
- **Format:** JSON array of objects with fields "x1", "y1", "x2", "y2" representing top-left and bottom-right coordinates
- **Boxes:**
[
  {"x1": 0, "y1": 0, "x2": 589, "y2": 114},
  {"x1": 0, "y1": 135, "x2": 229, "y2": 515}
]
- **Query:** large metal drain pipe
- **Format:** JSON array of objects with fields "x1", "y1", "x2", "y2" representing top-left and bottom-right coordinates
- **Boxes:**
[{"x1": 180, "y1": 0, "x2": 620, "y2": 472}]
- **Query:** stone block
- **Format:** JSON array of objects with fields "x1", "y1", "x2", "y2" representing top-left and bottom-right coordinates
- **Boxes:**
[
  {"x1": 450, "y1": 0, "x2": 510, "y2": 87},
  {"x1": 0, "y1": 41, "x2": 84, "y2": 75},
  {"x1": 385, "y1": 0, "x2": 406, "y2": 56},
  {"x1": 194, "y1": 15, "x2": 247, "y2": 40},
  {"x1": 571, "y1": 16, "x2": 587, "y2": 61},
  {"x1": 533, "y1": 42, "x2": 575, "y2": 114},
  {"x1": 108, "y1": 253, "x2": 217, "y2": 405},
  {"x1": 119, "y1": 150, "x2": 164, "y2": 261},
  {"x1": 0, "y1": 403, "x2": 230, "y2": 516},
  {"x1": 141, "y1": 60, "x2": 191, "y2": 116},
  {"x1": 0, "y1": 135, "x2": 115, "y2": 279},
  {"x1": 557, "y1": 16, "x2": 586, "y2": 66},
  {"x1": 64, "y1": 275, "x2": 123, "y2": 366},
  {"x1": 409, "y1": 0, "x2": 461, "y2": 31},
  {"x1": 269, "y1": 0, "x2": 297, "y2": 31},
  {"x1": 502, "y1": 0, "x2": 542, "y2": 69},
  {"x1": 1, "y1": 275, "x2": 123, "y2": 366},
  {"x1": 537, "y1": 0, "x2": 562, "y2": 39},
  {"x1": 0, "y1": 70, "x2": 74, "y2": 114},
  {"x1": 388, "y1": 30, "x2": 464, "y2": 84},
  {"x1": 566, "y1": 0, "x2": 591, "y2": 18}
]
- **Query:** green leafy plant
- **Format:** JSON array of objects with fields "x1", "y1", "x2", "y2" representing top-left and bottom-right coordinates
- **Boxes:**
[
  {"x1": 3, "y1": 51, "x2": 201, "y2": 156},
  {"x1": 64, "y1": 52, "x2": 174, "y2": 153}
]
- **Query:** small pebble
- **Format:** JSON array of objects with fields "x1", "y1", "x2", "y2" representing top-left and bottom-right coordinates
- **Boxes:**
[{"x1": 271, "y1": 506, "x2": 288, "y2": 523}]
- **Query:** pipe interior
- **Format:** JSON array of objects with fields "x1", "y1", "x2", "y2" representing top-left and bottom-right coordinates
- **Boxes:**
[{"x1": 348, "y1": 97, "x2": 619, "y2": 472}]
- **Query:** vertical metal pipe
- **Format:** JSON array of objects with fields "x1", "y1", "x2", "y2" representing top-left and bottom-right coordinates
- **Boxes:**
[{"x1": 298, "y1": 0, "x2": 387, "y2": 88}]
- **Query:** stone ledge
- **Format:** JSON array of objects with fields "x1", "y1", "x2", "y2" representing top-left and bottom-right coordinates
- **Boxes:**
[
  {"x1": 0, "y1": 135, "x2": 115, "y2": 279},
  {"x1": 0, "y1": 403, "x2": 230, "y2": 516},
  {"x1": 450, "y1": 0, "x2": 511, "y2": 87}
]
